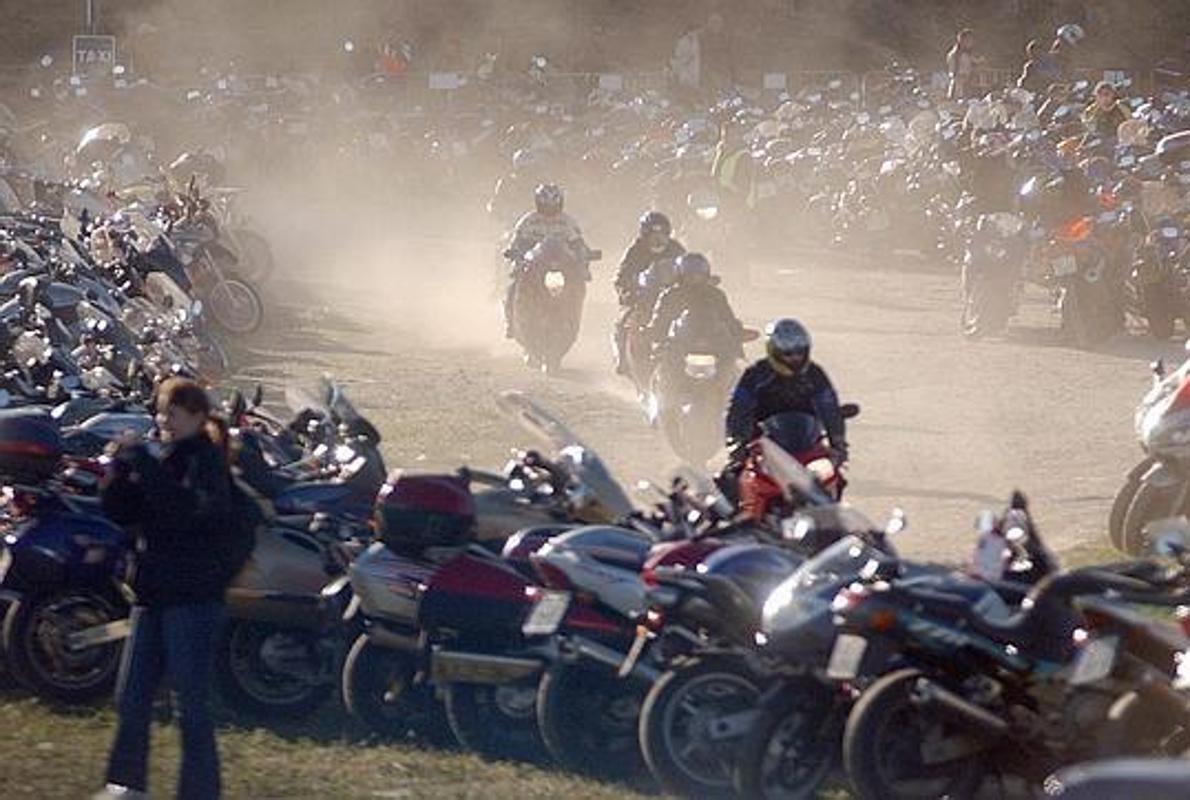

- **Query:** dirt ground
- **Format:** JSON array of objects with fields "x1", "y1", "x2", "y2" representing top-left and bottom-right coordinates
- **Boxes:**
[{"x1": 244, "y1": 202, "x2": 1174, "y2": 563}]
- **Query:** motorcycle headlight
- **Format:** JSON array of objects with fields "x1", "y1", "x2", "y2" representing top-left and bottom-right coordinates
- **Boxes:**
[
  {"x1": 694, "y1": 205, "x2": 719, "y2": 221},
  {"x1": 684, "y1": 353, "x2": 718, "y2": 379},
  {"x1": 544, "y1": 271, "x2": 566, "y2": 291}
]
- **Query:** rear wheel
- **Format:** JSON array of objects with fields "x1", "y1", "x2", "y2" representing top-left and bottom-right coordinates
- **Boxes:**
[
  {"x1": 342, "y1": 634, "x2": 450, "y2": 743},
  {"x1": 537, "y1": 663, "x2": 650, "y2": 782},
  {"x1": 2, "y1": 590, "x2": 125, "y2": 705},
  {"x1": 445, "y1": 678, "x2": 546, "y2": 762},
  {"x1": 639, "y1": 659, "x2": 762, "y2": 798},
  {"x1": 206, "y1": 278, "x2": 264, "y2": 334},
  {"x1": 733, "y1": 679, "x2": 839, "y2": 800},
  {"x1": 229, "y1": 228, "x2": 275, "y2": 284},
  {"x1": 843, "y1": 669, "x2": 987, "y2": 800},
  {"x1": 215, "y1": 620, "x2": 333, "y2": 719}
]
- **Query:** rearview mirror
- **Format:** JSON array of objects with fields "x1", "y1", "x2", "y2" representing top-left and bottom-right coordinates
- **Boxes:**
[{"x1": 840, "y1": 403, "x2": 861, "y2": 419}]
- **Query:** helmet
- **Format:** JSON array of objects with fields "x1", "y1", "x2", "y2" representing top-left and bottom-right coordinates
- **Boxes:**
[
  {"x1": 765, "y1": 318, "x2": 812, "y2": 374},
  {"x1": 638, "y1": 210, "x2": 672, "y2": 238},
  {"x1": 0, "y1": 410, "x2": 63, "y2": 483},
  {"x1": 675, "y1": 252, "x2": 712, "y2": 284},
  {"x1": 1056, "y1": 23, "x2": 1085, "y2": 46},
  {"x1": 374, "y1": 472, "x2": 476, "y2": 553},
  {"x1": 534, "y1": 182, "x2": 564, "y2": 215}
]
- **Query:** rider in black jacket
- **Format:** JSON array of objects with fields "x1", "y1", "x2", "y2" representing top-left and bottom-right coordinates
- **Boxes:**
[
  {"x1": 614, "y1": 211, "x2": 685, "y2": 374},
  {"x1": 725, "y1": 318, "x2": 847, "y2": 459}
]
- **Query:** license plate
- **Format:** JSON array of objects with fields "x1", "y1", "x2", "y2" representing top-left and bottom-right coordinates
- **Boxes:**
[
  {"x1": 1052, "y1": 255, "x2": 1079, "y2": 277},
  {"x1": 827, "y1": 634, "x2": 868, "y2": 680},
  {"x1": 1070, "y1": 636, "x2": 1118, "y2": 686},
  {"x1": 522, "y1": 590, "x2": 571, "y2": 636}
]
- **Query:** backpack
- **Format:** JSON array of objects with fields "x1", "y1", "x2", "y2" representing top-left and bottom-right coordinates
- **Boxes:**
[{"x1": 218, "y1": 472, "x2": 272, "y2": 581}]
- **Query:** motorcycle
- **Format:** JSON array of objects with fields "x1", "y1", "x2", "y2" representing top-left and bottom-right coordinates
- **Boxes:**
[
  {"x1": 506, "y1": 236, "x2": 600, "y2": 373},
  {"x1": 646, "y1": 310, "x2": 756, "y2": 465}
]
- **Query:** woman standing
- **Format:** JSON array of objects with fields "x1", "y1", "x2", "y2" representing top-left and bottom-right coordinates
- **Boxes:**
[{"x1": 94, "y1": 378, "x2": 235, "y2": 800}]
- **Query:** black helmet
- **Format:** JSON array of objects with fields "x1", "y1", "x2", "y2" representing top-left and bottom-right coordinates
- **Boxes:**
[
  {"x1": 675, "y1": 252, "x2": 712, "y2": 284},
  {"x1": 534, "y1": 183, "x2": 564, "y2": 215},
  {"x1": 639, "y1": 210, "x2": 672, "y2": 238},
  {"x1": 765, "y1": 318, "x2": 812, "y2": 374}
]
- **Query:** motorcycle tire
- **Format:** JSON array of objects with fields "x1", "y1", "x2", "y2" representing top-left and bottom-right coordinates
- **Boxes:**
[
  {"x1": 1120, "y1": 478, "x2": 1186, "y2": 557},
  {"x1": 2, "y1": 589, "x2": 125, "y2": 705},
  {"x1": 1109, "y1": 458, "x2": 1156, "y2": 552},
  {"x1": 342, "y1": 634, "x2": 451, "y2": 744},
  {"x1": 1059, "y1": 285, "x2": 1118, "y2": 349},
  {"x1": 732, "y1": 679, "x2": 840, "y2": 800},
  {"x1": 536, "y1": 663, "x2": 650, "y2": 782},
  {"x1": 842, "y1": 669, "x2": 985, "y2": 800},
  {"x1": 230, "y1": 228, "x2": 275, "y2": 284},
  {"x1": 206, "y1": 278, "x2": 264, "y2": 335},
  {"x1": 215, "y1": 620, "x2": 334, "y2": 720},
  {"x1": 444, "y1": 678, "x2": 547, "y2": 763},
  {"x1": 639, "y1": 659, "x2": 763, "y2": 798}
]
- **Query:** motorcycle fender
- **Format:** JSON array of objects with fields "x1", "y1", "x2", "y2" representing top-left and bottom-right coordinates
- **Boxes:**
[{"x1": 1140, "y1": 461, "x2": 1184, "y2": 489}]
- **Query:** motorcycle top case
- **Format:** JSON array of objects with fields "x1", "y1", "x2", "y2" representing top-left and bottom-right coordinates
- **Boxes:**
[
  {"x1": 375, "y1": 473, "x2": 476, "y2": 553},
  {"x1": 0, "y1": 409, "x2": 63, "y2": 483}
]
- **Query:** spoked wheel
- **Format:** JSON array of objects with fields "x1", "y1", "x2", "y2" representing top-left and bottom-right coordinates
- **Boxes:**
[
  {"x1": 341, "y1": 635, "x2": 451, "y2": 743},
  {"x1": 733, "y1": 679, "x2": 839, "y2": 800},
  {"x1": 445, "y1": 679, "x2": 547, "y2": 762},
  {"x1": 215, "y1": 621, "x2": 333, "y2": 720},
  {"x1": 206, "y1": 278, "x2": 264, "y2": 334},
  {"x1": 2, "y1": 590, "x2": 126, "y2": 705},
  {"x1": 537, "y1": 664, "x2": 650, "y2": 783},
  {"x1": 843, "y1": 669, "x2": 988, "y2": 800},
  {"x1": 1109, "y1": 458, "x2": 1156, "y2": 552},
  {"x1": 639, "y1": 660, "x2": 762, "y2": 798},
  {"x1": 229, "y1": 228, "x2": 275, "y2": 284}
]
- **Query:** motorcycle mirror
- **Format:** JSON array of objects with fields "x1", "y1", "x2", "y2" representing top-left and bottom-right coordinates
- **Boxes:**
[{"x1": 840, "y1": 403, "x2": 861, "y2": 419}]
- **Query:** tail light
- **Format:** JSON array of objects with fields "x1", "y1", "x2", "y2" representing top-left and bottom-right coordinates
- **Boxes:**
[
  {"x1": 1055, "y1": 216, "x2": 1094, "y2": 244},
  {"x1": 530, "y1": 557, "x2": 573, "y2": 590},
  {"x1": 1169, "y1": 378, "x2": 1190, "y2": 414}
]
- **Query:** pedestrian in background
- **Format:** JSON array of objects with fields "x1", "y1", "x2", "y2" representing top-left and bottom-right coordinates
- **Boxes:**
[{"x1": 947, "y1": 28, "x2": 980, "y2": 100}]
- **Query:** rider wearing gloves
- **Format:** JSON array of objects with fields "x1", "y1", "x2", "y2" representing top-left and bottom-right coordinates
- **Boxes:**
[
  {"x1": 613, "y1": 211, "x2": 686, "y2": 374},
  {"x1": 645, "y1": 252, "x2": 743, "y2": 354},
  {"x1": 725, "y1": 318, "x2": 847, "y2": 461},
  {"x1": 503, "y1": 183, "x2": 589, "y2": 337}
]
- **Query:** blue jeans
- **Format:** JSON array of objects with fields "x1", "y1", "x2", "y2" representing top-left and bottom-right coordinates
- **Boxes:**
[{"x1": 105, "y1": 602, "x2": 224, "y2": 800}]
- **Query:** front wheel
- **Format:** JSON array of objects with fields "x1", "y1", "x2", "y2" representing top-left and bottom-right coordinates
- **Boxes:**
[
  {"x1": 445, "y1": 678, "x2": 546, "y2": 762},
  {"x1": 842, "y1": 669, "x2": 986, "y2": 800},
  {"x1": 733, "y1": 678, "x2": 839, "y2": 800},
  {"x1": 1120, "y1": 477, "x2": 1187, "y2": 556},
  {"x1": 1109, "y1": 458, "x2": 1156, "y2": 552},
  {"x1": 341, "y1": 634, "x2": 449, "y2": 742},
  {"x1": 639, "y1": 659, "x2": 763, "y2": 798},
  {"x1": 2, "y1": 590, "x2": 126, "y2": 705},
  {"x1": 205, "y1": 278, "x2": 264, "y2": 334},
  {"x1": 214, "y1": 621, "x2": 334, "y2": 720},
  {"x1": 537, "y1": 663, "x2": 650, "y2": 782}
]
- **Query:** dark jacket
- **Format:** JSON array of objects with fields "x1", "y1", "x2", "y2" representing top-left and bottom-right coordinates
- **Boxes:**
[
  {"x1": 647, "y1": 280, "x2": 743, "y2": 349},
  {"x1": 615, "y1": 237, "x2": 685, "y2": 304},
  {"x1": 101, "y1": 434, "x2": 234, "y2": 607},
  {"x1": 725, "y1": 359, "x2": 844, "y2": 449}
]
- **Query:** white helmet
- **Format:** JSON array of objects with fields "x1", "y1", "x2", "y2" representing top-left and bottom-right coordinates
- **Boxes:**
[{"x1": 1056, "y1": 24, "x2": 1085, "y2": 46}]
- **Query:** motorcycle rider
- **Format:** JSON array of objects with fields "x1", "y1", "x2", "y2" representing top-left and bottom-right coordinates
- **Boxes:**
[
  {"x1": 645, "y1": 252, "x2": 743, "y2": 356},
  {"x1": 503, "y1": 183, "x2": 590, "y2": 338},
  {"x1": 613, "y1": 211, "x2": 686, "y2": 375},
  {"x1": 725, "y1": 318, "x2": 847, "y2": 461},
  {"x1": 1083, "y1": 81, "x2": 1129, "y2": 144}
]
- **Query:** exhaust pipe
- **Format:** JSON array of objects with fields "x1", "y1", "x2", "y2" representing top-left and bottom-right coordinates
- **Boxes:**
[
  {"x1": 569, "y1": 636, "x2": 661, "y2": 682},
  {"x1": 430, "y1": 650, "x2": 544, "y2": 685},
  {"x1": 367, "y1": 625, "x2": 421, "y2": 653},
  {"x1": 911, "y1": 678, "x2": 1009, "y2": 737}
]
